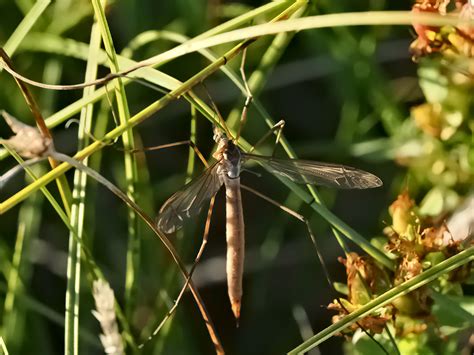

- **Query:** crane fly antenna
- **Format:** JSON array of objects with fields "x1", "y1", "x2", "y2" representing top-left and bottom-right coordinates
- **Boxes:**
[{"x1": 200, "y1": 81, "x2": 233, "y2": 139}]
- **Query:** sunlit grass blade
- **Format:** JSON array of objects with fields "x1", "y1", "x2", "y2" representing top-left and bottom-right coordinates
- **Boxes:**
[
  {"x1": 0, "y1": 335, "x2": 9, "y2": 355},
  {"x1": 86, "y1": 11, "x2": 463, "y2": 81}
]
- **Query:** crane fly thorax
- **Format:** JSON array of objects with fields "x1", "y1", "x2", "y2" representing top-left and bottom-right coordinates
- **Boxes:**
[
  {"x1": 214, "y1": 139, "x2": 242, "y2": 180},
  {"x1": 223, "y1": 140, "x2": 242, "y2": 179}
]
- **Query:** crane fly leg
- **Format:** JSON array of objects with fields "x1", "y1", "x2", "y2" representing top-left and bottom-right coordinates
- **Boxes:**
[
  {"x1": 139, "y1": 195, "x2": 217, "y2": 348},
  {"x1": 247, "y1": 120, "x2": 286, "y2": 156},
  {"x1": 240, "y1": 184, "x2": 333, "y2": 287},
  {"x1": 125, "y1": 140, "x2": 209, "y2": 168},
  {"x1": 236, "y1": 47, "x2": 252, "y2": 141},
  {"x1": 239, "y1": 185, "x2": 393, "y2": 354}
]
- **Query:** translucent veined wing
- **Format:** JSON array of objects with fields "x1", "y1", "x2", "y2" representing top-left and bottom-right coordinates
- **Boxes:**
[
  {"x1": 242, "y1": 153, "x2": 382, "y2": 189},
  {"x1": 157, "y1": 161, "x2": 223, "y2": 234}
]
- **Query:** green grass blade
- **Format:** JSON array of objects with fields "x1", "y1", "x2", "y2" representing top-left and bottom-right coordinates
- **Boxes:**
[
  {"x1": 3, "y1": 146, "x2": 137, "y2": 351},
  {"x1": 0, "y1": 280, "x2": 101, "y2": 349},
  {"x1": 2, "y1": 0, "x2": 51, "y2": 56},
  {"x1": 288, "y1": 246, "x2": 474, "y2": 354},
  {"x1": 90, "y1": 0, "x2": 141, "y2": 322},
  {"x1": 115, "y1": 11, "x2": 465, "y2": 77},
  {"x1": 64, "y1": 8, "x2": 103, "y2": 355},
  {"x1": 186, "y1": 106, "x2": 198, "y2": 183},
  {"x1": 2, "y1": 165, "x2": 44, "y2": 350},
  {"x1": 0, "y1": 0, "x2": 296, "y2": 160},
  {"x1": 0, "y1": 335, "x2": 9, "y2": 355}
]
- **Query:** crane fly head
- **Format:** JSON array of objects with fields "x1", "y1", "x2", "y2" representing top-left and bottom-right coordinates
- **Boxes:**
[{"x1": 213, "y1": 125, "x2": 229, "y2": 145}]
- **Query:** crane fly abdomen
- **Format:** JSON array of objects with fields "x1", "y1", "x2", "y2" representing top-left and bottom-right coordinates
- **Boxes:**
[{"x1": 224, "y1": 176, "x2": 245, "y2": 321}]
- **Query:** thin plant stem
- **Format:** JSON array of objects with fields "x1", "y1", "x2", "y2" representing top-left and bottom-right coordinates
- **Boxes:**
[
  {"x1": 90, "y1": 0, "x2": 141, "y2": 322},
  {"x1": 64, "y1": 8, "x2": 102, "y2": 354}
]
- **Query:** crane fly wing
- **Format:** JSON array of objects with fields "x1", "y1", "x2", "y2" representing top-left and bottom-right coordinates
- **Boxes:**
[
  {"x1": 157, "y1": 162, "x2": 223, "y2": 234},
  {"x1": 242, "y1": 153, "x2": 382, "y2": 189}
]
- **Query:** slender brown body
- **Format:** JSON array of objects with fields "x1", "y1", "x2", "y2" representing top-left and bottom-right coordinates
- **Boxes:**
[{"x1": 224, "y1": 177, "x2": 245, "y2": 320}]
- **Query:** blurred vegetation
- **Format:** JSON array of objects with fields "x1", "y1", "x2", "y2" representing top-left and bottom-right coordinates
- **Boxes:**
[{"x1": 0, "y1": 0, "x2": 472, "y2": 354}]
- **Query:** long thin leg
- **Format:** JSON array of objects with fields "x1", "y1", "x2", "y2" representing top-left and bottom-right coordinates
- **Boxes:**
[
  {"x1": 240, "y1": 184, "x2": 332, "y2": 286},
  {"x1": 236, "y1": 47, "x2": 252, "y2": 142},
  {"x1": 198, "y1": 47, "x2": 252, "y2": 143},
  {"x1": 51, "y1": 89, "x2": 222, "y2": 347},
  {"x1": 126, "y1": 140, "x2": 209, "y2": 168},
  {"x1": 240, "y1": 184, "x2": 392, "y2": 355},
  {"x1": 48, "y1": 151, "x2": 223, "y2": 353},
  {"x1": 139, "y1": 195, "x2": 217, "y2": 348},
  {"x1": 247, "y1": 119, "x2": 285, "y2": 155},
  {"x1": 237, "y1": 47, "x2": 285, "y2": 156},
  {"x1": 199, "y1": 48, "x2": 253, "y2": 143}
]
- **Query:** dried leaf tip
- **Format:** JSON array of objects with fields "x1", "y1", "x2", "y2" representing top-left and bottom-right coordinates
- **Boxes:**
[
  {"x1": 92, "y1": 279, "x2": 124, "y2": 355},
  {"x1": 0, "y1": 111, "x2": 51, "y2": 158}
]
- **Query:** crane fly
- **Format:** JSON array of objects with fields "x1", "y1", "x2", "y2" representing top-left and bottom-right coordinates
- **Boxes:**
[{"x1": 156, "y1": 126, "x2": 382, "y2": 321}]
